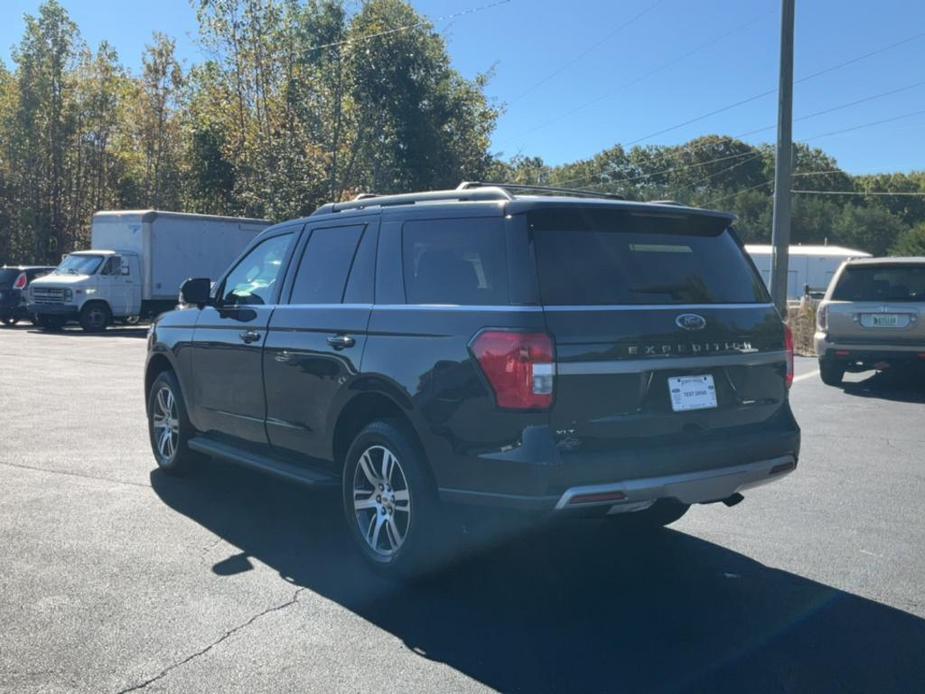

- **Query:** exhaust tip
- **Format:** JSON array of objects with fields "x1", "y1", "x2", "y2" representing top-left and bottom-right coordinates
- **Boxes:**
[{"x1": 722, "y1": 493, "x2": 744, "y2": 507}]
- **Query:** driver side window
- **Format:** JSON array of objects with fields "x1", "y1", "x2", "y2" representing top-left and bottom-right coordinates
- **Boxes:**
[{"x1": 221, "y1": 233, "x2": 294, "y2": 306}]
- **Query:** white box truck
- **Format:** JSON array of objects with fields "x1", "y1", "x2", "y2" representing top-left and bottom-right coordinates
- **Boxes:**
[
  {"x1": 746, "y1": 244, "x2": 871, "y2": 301},
  {"x1": 28, "y1": 210, "x2": 269, "y2": 331}
]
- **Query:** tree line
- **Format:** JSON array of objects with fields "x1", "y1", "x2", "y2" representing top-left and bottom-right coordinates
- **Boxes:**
[
  {"x1": 492, "y1": 136, "x2": 925, "y2": 256},
  {"x1": 1, "y1": 0, "x2": 923, "y2": 264},
  {"x1": 0, "y1": 0, "x2": 498, "y2": 263}
]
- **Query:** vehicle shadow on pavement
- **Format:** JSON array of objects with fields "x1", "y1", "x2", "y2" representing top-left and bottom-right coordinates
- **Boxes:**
[
  {"x1": 23, "y1": 327, "x2": 149, "y2": 338},
  {"x1": 841, "y1": 370, "x2": 925, "y2": 404},
  {"x1": 152, "y1": 460, "x2": 925, "y2": 694}
]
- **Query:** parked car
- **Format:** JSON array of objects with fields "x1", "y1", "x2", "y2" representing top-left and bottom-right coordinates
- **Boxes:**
[
  {"x1": 144, "y1": 183, "x2": 800, "y2": 576},
  {"x1": 815, "y1": 257, "x2": 925, "y2": 386},
  {"x1": 0, "y1": 265, "x2": 55, "y2": 326},
  {"x1": 28, "y1": 210, "x2": 268, "y2": 332}
]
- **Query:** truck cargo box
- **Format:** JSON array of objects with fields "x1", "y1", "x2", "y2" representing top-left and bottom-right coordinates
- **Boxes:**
[{"x1": 91, "y1": 210, "x2": 269, "y2": 301}]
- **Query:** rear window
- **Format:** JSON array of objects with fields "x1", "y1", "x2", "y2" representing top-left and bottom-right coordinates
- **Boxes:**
[
  {"x1": 832, "y1": 264, "x2": 925, "y2": 302},
  {"x1": 529, "y1": 209, "x2": 768, "y2": 305},
  {"x1": 403, "y1": 218, "x2": 509, "y2": 305}
]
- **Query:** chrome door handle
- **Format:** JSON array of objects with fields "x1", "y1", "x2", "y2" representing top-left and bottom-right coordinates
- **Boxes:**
[
  {"x1": 327, "y1": 335, "x2": 355, "y2": 350},
  {"x1": 240, "y1": 329, "x2": 261, "y2": 344}
]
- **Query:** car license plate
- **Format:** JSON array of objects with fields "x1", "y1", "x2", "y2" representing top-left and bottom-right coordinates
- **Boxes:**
[
  {"x1": 668, "y1": 375, "x2": 717, "y2": 412},
  {"x1": 861, "y1": 313, "x2": 907, "y2": 328}
]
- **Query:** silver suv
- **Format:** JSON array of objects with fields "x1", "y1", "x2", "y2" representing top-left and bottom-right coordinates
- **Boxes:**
[{"x1": 815, "y1": 257, "x2": 925, "y2": 385}]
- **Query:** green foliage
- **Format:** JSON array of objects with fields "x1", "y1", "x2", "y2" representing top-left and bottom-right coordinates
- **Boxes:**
[
  {"x1": 890, "y1": 223, "x2": 925, "y2": 256},
  {"x1": 0, "y1": 0, "x2": 923, "y2": 264},
  {"x1": 0, "y1": 0, "x2": 500, "y2": 261}
]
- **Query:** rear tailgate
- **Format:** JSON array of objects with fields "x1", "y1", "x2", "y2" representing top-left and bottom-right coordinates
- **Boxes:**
[
  {"x1": 825, "y1": 263, "x2": 925, "y2": 346},
  {"x1": 529, "y1": 207, "x2": 791, "y2": 460}
]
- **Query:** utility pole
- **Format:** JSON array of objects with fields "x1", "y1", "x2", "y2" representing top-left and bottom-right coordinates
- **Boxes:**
[{"x1": 770, "y1": 0, "x2": 795, "y2": 316}]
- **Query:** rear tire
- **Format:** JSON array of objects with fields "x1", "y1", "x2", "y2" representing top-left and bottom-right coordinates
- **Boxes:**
[
  {"x1": 819, "y1": 359, "x2": 844, "y2": 386},
  {"x1": 147, "y1": 370, "x2": 198, "y2": 475},
  {"x1": 79, "y1": 302, "x2": 110, "y2": 332},
  {"x1": 342, "y1": 420, "x2": 446, "y2": 579},
  {"x1": 603, "y1": 499, "x2": 690, "y2": 531},
  {"x1": 1, "y1": 316, "x2": 15, "y2": 326}
]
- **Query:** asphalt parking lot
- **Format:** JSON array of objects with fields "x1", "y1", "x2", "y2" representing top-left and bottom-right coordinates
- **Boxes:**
[{"x1": 1, "y1": 325, "x2": 923, "y2": 693}]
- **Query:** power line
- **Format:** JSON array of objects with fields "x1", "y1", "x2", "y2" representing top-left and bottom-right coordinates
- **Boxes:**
[
  {"x1": 622, "y1": 30, "x2": 925, "y2": 147},
  {"x1": 803, "y1": 108, "x2": 925, "y2": 141},
  {"x1": 307, "y1": 0, "x2": 512, "y2": 51},
  {"x1": 793, "y1": 190, "x2": 925, "y2": 197},
  {"x1": 556, "y1": 149, "x2": 759, "y2": 189},
  {"x1": 706, "y1": 179, "x2": 774, "y2": 206},
  {"x1": 509, "y1": 0, "x2": 668, "y2": 105},
  {"x1": 518, "y1": 12, "x2": 772, "y2": 138},
  {"x1": 735, "y1": 79, "x2": 925, "y2": 138}
]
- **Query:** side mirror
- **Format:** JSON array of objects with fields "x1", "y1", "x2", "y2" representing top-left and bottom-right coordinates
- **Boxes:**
[{"x1": 180, "y1": 278, "x2": 213, "y2": 308}]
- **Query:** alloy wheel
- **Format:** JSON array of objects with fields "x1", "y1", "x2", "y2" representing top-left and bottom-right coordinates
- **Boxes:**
[
  {"x1": 152, "y1": 385, "x2": 180, "y2": 464},
  {"x1": 352, "y1": 445, "x2": 412, "y2": 557}
]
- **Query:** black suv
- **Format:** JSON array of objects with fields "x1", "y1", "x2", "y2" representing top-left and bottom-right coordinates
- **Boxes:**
[
  {"x1": 145, "y1": 183, "x2": 800, "y2": 575},
  {"x1": 0, "y1": 265, "x2": 55, "y2": 326}
]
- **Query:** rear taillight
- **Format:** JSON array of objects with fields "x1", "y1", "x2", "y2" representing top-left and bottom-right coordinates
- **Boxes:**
[
  {"x1": 816, "y1": 304, "x2": 828, "y2": 331},
  {"x1": 784, "y1": 323, "x2": 794, "y2": 388},
  {"x1": 470, "y1": 330, "x2": 555, "y2": 410},
  {"x1": 13, "y1": 272, "x2": 27, "y2": 290}
]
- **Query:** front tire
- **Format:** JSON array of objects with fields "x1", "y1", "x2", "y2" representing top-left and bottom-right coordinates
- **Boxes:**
[
  {"x1": 819, "y1": 359, "x2": 844, "y2": 386},
  {"x1": 342, "y1": 420, "x2": 444, "y2": 578},
  {"x1": 1, "y1": 316, "x2": 15, "y2": 327},
  {"x1": 79, "y1": 302, "x2": 111, "y2": 332},
  {"x1": 147, "y1": 370, "x2": 198, "y2": 475}
]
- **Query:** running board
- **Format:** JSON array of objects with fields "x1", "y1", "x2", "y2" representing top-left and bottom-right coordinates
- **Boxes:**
[{"x1": 188, "y1": 436, "x2": 338, "y2": 487}]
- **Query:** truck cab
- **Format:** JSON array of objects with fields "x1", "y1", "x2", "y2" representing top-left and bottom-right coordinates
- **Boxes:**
[{"x1": 28, "y1": 250, "x2": 143, "y2": 331}]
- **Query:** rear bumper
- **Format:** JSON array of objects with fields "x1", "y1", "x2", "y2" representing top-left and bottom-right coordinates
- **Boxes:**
[
  {"x1": 554, "y1": 455, "x2": 796, "y2": 511},
  {"x1": 814, "y1": 333, "x2": 925, "y2": 359},
  {"x1": 816, "y1": 333, "x2": 925, "y2": 363},
  {"x1": 438, "y1": 418, "x2": 801, "y2": 512}
]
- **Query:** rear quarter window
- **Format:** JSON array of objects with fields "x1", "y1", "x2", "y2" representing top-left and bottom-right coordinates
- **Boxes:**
[
  {"x1": 529, "y1": 208, "x2": 768, "y2": 305},
  {"x1": 402, "y1": 218, "x2": 509, "y2": 305}
]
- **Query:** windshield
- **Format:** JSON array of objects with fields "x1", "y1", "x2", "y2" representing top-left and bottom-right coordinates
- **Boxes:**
[
  {"x1": 54, "y1": 254, "x2": 105, "y2": 276},
  {"x1": 530, "y1": 208, "x2": 769, "y2": 305},
  {"x1": 832, "y1": 264, "x2": 925, "y2": 302}
]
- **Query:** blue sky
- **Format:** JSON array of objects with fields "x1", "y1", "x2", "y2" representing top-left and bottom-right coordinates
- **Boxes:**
[{"x1": 2, "y1": 0, "x2": 924, "y2": 174}]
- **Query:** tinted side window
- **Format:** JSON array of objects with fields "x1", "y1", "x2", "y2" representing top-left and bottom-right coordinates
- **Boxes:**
[
  {"x1": 403, "y1": 218, "x2": 508, "y2": 305},
  {"x1": 222, "y1": 233, "x2": 294, "y2": 306},
  {"x1": 289, "y1": 225, "x2": 365, "y2": 305}
]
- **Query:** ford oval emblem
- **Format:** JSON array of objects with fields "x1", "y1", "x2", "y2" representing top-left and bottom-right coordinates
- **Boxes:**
[{"x1": 676, "y1": 313, "x2": 707, "y2": 331}]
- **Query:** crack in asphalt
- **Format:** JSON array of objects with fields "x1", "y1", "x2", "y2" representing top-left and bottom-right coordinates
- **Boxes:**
[
  {"x1": 114, "y1": 588, "x2": 305, "y2": 693},
  {"x1": 0, "y1": 460, "x2": 150, "y2": 489}
]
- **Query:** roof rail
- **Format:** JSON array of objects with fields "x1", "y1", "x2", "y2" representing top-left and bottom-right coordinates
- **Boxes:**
[
  {"x1": 457, "y1": 181, "x2": 625, "y2": 200},
  {"x1": 311, "y1": 186, "x2": 513, "y2": 215}
]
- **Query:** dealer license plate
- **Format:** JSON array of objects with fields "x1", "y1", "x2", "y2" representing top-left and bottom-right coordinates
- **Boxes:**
[
  {"x1": 668, "y1": 374, "x2": 717, "y2": 412},
  {"x1": 860, "y1": 313, "x2": 908, "y2": 328}
]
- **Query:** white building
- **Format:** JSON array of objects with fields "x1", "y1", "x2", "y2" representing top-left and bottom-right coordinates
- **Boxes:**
[{"x1": 745, "y1": 244, "x2": 872, "y2": 299}]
